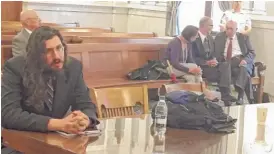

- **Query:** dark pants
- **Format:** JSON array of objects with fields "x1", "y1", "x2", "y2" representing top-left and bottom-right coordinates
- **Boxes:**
[
  {"x1": 218, "y1": 57, "x2": 254, "y2": 101},
  {"x1": 201, "y1": 66, "x2": 220, "y2": 83}
]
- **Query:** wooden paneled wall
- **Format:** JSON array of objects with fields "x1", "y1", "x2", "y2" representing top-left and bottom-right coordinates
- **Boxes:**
[{"x1": 1, "y1": 1, "x2": 23, "y2": 21}]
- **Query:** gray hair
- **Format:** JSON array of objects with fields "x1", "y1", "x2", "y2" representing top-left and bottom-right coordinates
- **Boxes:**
[
  {"x1": 199, "y1": 16, "x2": 212, "y2": 28},
  {"x1": 226, "y1": 20, "x2": 238, "y2": 28}
]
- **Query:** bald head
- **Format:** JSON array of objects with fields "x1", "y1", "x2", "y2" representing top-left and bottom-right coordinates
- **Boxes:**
[
  {"x1": 20, "y1": 9, "x2": 41, "y2": 31},
  {"x1": 199, "y1": 16, "x2": 213, "y2": 35},
  {"x1": 226, "y1": 20, "x2": 238, "y2": 37}
]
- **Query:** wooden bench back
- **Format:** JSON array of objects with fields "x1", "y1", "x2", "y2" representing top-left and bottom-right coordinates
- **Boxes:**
[
  {"x1": 0, "y1": 40, "x2": 168, "y2": 68},
  {"x1": 68, "y1": 36, "x2": 172, "y2": 44},
  {"x1": 1, "y1": 35, "x2": 80, "y2": 45},
  {"x1": 1, "y1": 31, "x2": 17, "y2": 35},
  {"x1": 1, "y1": 21, "x2": 113, "y2": 33},
  {"x1": 57, "y1": 27, "x2": 113, "y2": 33},
  {"x1": 1, "y1": 21, "x2": 61, "y2": 32},
  {"x1": 90, "y1": 85, "x2": 149, "y2": 118},
  {"x1": 60, "y1": 32, "x2": 156, "y2": 38},
  {"x1": 1, "y1": 45, "x2": 13, "y2": 68},
  {"x1": 1, "y1": 35, "x2": 14, "y2": 45},
  {"x1": 67, "y1": 43, "x2": 167, "y2": 80}
]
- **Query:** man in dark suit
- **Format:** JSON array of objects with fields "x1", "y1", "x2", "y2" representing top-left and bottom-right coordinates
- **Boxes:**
[
  {"x1": 192, "y1": 16, "x2": 219, "y2": 82},
  {"x1": 2, "y1": 27, "x2": 99, "y2": 154},
  {"x1": 12, "y1": 9, "x2": 41, "y2": 57},
  {"x1": 214, "y1": 20, "x2": 255, "y2": 105}
]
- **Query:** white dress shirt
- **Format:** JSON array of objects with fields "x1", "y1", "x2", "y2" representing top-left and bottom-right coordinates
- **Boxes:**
[
  {"x1": 25, "y1": 28, "x2": 32, "y2": 34},
  {"x1": 224, "y1": 34, "x2": 242, "y2": 58},
  {"x1": 198, "y1": 31, "x2": 206, "y2": 43}
]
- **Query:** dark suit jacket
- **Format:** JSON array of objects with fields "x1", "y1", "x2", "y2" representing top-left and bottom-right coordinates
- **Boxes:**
[
  {"x1": 214, "y1": 32, "x2": 255, "y2": 75},
  {"x1": 192, "y1": 34, "x2": 215, "y2": 66},
  {"x1": 1, "y1": 56, "x2": 99, "y2": 132},
  {"x1": 165, "y1": 37, "x2": 195, "y2": 73},
  {"x1": 12, "y1": 29, "x2": 30, "y2": 57}
]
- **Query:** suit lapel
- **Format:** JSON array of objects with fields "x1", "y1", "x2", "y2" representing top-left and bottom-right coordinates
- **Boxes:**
[
  {"x1": 196, "y1": 34, "x2": 205, "y2": 54},
  {"x1": 220, "y1": 33, "x2": 227, "y2": 55},
  {"x1": 208, "y1": 36, "x2": 214, "y2": 54},
  {"x1": 237, "y1": 33, "x2": 246, "y2": 55},
  {"x1": 52, "y1": 70, "x2": 70, "y2": 117}
]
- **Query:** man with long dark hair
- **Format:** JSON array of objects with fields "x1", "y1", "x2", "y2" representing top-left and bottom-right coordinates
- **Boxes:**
[{"x1": 2, "y1": 26, "x2": 98, "y2": 153}]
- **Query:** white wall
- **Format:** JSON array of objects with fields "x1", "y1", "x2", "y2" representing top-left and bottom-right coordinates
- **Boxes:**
[
  {"x1": 250, "y1": 16, "x2": 274, "y2": 96},
  {"x1": 23, "y1": 1, "x2": 168, "y2": 36},
  {"x1": 266, "y1": 1, "x2": 274, "y2": 16}
]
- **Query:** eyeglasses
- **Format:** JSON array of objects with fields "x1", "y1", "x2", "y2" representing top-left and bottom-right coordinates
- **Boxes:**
[
  {"x1": 45, "y1": 44, "x2": 64, "y2": 56},
  {"x1": 226, "y1": 27, "x2": 237, "y2": 30},
  {"x1": 26, "y1": 17, "x2": 41, "y2": 22}
]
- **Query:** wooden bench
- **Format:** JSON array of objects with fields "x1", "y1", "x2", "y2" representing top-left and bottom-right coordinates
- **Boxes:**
[
  {"x1": 66, "y1": 42, "x2": 172, "y2": 88},
  {"x1": 1, "y1": 39, "x2": 266, "y2": 103}
]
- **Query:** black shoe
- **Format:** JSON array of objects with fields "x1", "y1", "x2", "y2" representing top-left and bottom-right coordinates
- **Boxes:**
[
  {"x1": 248, "y1": 99, "x2": 256, "y2": 104},
  {"x1": 236, "y1": 99, "x2": 244, "y2": 105},
  {"x1": 222, "y1": 95, "x2": 237, "y2": 102},
  {"x1": 224, "y1": 101, "x2": 233, "y2": 106}
]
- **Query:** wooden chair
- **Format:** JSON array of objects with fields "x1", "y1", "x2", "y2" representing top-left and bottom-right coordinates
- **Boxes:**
[{"x1": 90, "y1": 85, "x2": 149, "y2": 118}]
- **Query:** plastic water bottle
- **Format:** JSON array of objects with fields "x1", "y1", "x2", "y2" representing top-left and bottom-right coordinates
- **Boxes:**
[
  {"x1": 152, "y1": 134, "x2": 166, "y2": 154},
  {"x1": 154, "y1": 95, "x2": 168, "y2": 136}
]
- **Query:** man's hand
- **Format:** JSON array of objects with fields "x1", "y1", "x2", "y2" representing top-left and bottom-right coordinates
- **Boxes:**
[
  {"x1": 71, "y1": 110, "x2": 90, "y2": 131},
  {"x1": 239, "y1": 60, "x2": 247, "y2": 66},
  {"x1": 47, "y1": 111, "x2": 90, "y2": 134},
  {"x1": 206, "y1": 59, "x2": 218, "y2": 67},
  {"x1": 189, "y1": 67, "x2": 202, "y2": 75}
]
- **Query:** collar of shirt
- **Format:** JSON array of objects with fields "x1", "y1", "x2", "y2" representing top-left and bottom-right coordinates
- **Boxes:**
[
  {"x1": 228, "y1": 34, "x2": 237, "y2": 40},
  {"x1": 25, "y1": 28, "x2": 32, "y2": 34},
  {"x1": 198, "y1": 31, "x2": 206, "y2": 43},
  {"x1": 231, "y1": 9, "x2": 244, "y2": 14}
]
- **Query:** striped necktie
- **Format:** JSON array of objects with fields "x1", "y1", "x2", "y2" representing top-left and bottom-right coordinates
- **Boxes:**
[
  {"x1": 45, "y1": 77, "x2": 54, "y2": 111},
  {"x1": 226, "y1": 38, "x2": 233, "y2": 60},
  {"x1": 203, "y1": 37, "x2": 210, "y2": 58}
]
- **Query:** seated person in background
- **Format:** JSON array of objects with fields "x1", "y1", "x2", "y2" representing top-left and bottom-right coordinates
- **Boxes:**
[
  {"x1": 12, "y1": 9, "x2": 41, "y2": 57},
  {"x1": 219, "y1": 1, "x2": 251, "y2": 35},
  {"x1": 214, "y1": 20, "x2": 255, "y2": 105},
  {"x1": 2, "y1": 26, "x2": 98, "y2": 154},
  {"x1": 192, "y1": 16, "x2": 219, "y2": 82},
  {"x1": 165, "y1": 25, "x2": 202, "y2": 83}
]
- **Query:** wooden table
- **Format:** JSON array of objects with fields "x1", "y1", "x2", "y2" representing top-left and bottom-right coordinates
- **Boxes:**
[{"x1": 2, "y1": 103, "x2": 274, "y2": 154}]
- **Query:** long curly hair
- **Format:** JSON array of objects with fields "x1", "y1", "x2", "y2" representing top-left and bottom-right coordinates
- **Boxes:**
[{"x1": 23, "y1": 26, "x2": 68, "y2": 111}]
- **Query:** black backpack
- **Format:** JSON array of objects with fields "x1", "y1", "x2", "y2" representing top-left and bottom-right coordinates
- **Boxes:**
[{"x1": 152, "y1": 92, "x2": 237, "y2": 133}]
